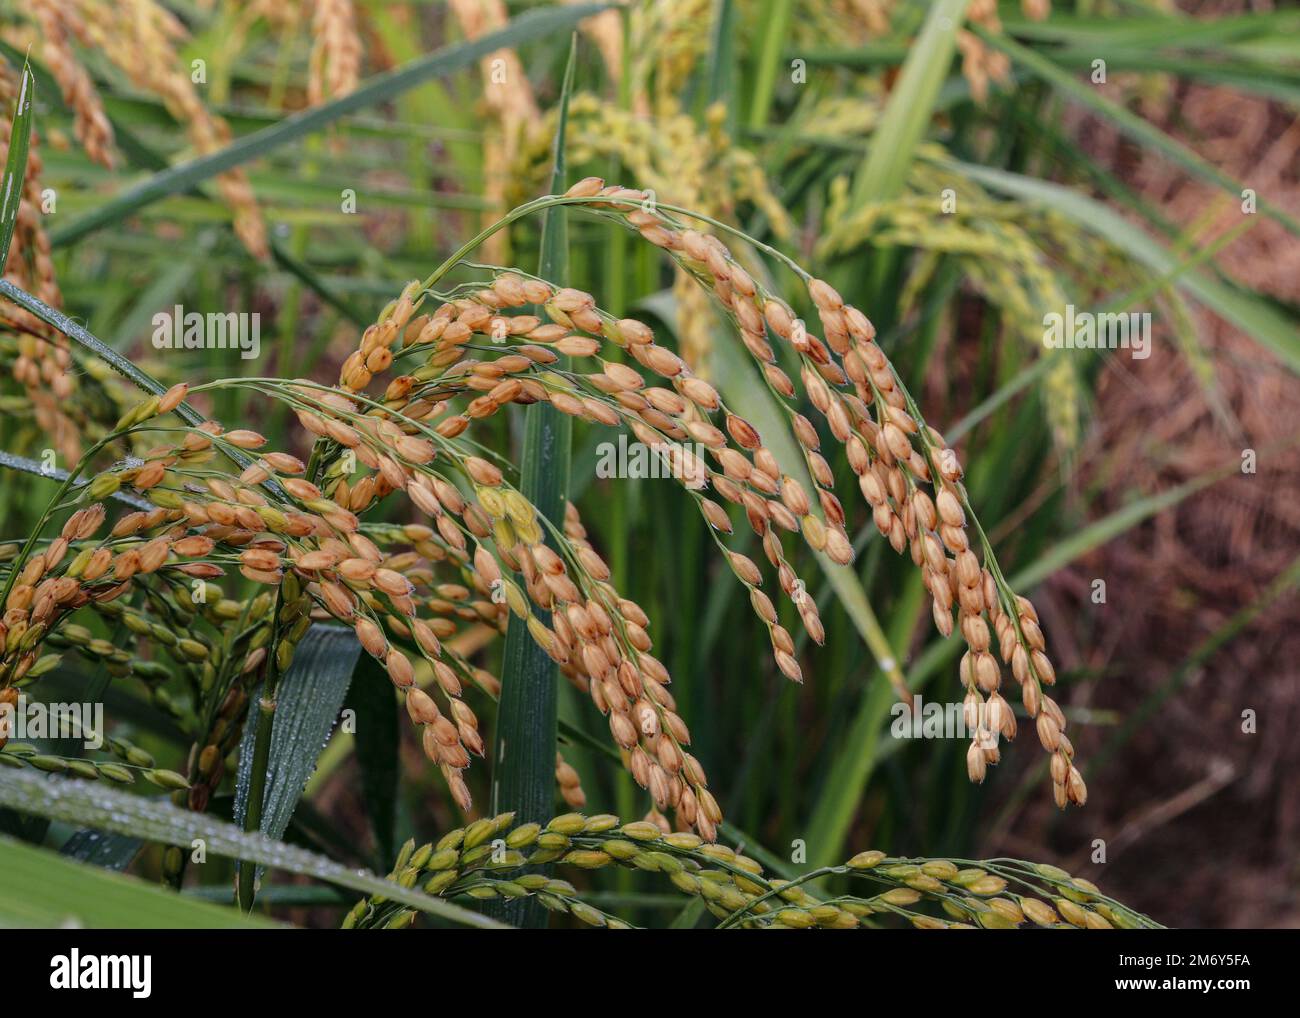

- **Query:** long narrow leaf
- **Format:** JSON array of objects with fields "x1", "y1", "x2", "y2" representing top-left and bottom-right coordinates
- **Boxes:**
[
  {"x1": 0, "y1": 770, "x2": 504, "y2": 927},
  {"x1": 60, "y1": 830, "x2": 142, "y2": 872},
  {"x1": 803, "y1": 576, "x2": 925, "y2": 866},
  {"x1": 234, "y1": 625, "x2": 362, "y2": 887},
  {"x1": 490, "y1": 35, "x2": 578, "y2": 929},
  {"x1": 0, "y1": 449, "x2": 153, "y2": 510},
  {"x1": 747, "y1": 0, "x2": 794, "y2": 128},
  {"x1": 0, "y1": 836, "x2": 273, "y2": 929},
  {"x1": 1009, "y1": 471, "x2": 1236, "y2": 590},
  {"x1": 851, "y1": 0, "x2": 970, "y2": 206},
  {"x1": 0, "y1": 59, "x2": 33, "y2": 269},
  {"x1": 345, "y1": 654, "x2": 400, "y2": 865},
  {"x1": 0, "y1": 280, "x2": 201, "y2": 420}
]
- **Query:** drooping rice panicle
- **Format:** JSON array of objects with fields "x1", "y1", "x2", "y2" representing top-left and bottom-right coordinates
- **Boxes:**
[{"x1": 0, "y1": 168, "x2": 1089, "y2": 845}]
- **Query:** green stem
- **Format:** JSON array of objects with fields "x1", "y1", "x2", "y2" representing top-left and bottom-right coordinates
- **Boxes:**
[
  {"x1": 748, "y1": 0, "x2": 794, "y2": 130},
  {"x1": 235, "y1": 600, "x2": 289, "y2": 912}
]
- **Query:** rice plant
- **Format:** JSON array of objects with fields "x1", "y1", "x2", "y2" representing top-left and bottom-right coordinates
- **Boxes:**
[{"x1": 0, "y1": 0, "x2": 1294, "y2": 937}]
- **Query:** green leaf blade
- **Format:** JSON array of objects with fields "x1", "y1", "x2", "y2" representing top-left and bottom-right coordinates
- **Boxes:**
[
  {"x1": 490, "y1": 34, "x2": 579, "y2": 930},
  {"x1": 0, "y1": 58, "x2": 33, "y2": 270},
  {"x1": 234, "y1": 624, "x2": 362, "y2": 890},
  {"x1": 851, "y1": 0, "x2": 970, "y2": 206},
  {"x1": 0, "y1": 836, "x2": 274, "y2": 929},
  {"x1": 0, "y1": 770, "x2": 503, "y2": 927},
  {"x1": 346, "y1": 654, "x2": 400, "y2": 866}
]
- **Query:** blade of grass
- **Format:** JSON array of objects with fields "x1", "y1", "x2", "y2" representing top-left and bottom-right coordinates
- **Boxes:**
[
  {"x1": 1000, "y1": 10, "x2": 1300, "y2": 48},
  {"x1": 234, "y1": 624, "x2": 361, "y2": 906},
  {"x1": 0, "y1": 281, "x2": 283, "y2": 497},
  {"x1": 803, "y1": 574, "x2": 926, "y2": 866},
  {"x1": 489, "y1": 35, "x2": 578, "y2": 929},
  {"x1": 0, "y1": 836, "x2": 274, "y2": 928},
  {"x1": 0, "y1": 450, "x2": 153, "y2": 511},
  {"x1": 1010, "y1": 464, "x2": 1242, "y2": 590},
  {"x1": 850, "y1": 0, "x2": 970, "y2": 207},
  {"x1": 844, "y1": 0, "x2": 969, "y2": 304},
  {"x1": 60, "y1": 830, "x2": 142, "y2": 872},
  {"x1": 0, "y1": 770, "x2": 504, "y2": 927},
  {"x1": 0, "y1": 57, "x2": 33, "y2": 269},
  {"x1": 707, "y1": 0, "x2": 738, "y2": 125},
  {"x1": 747, "y1": 0, "x2": 794, "y2": 129},
  {"x1": 345, "y1": 654, "x2": 401, "y2": 866},
  {"x1": 0, "y1": 280, "x2": 202, "y2": 420}
]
